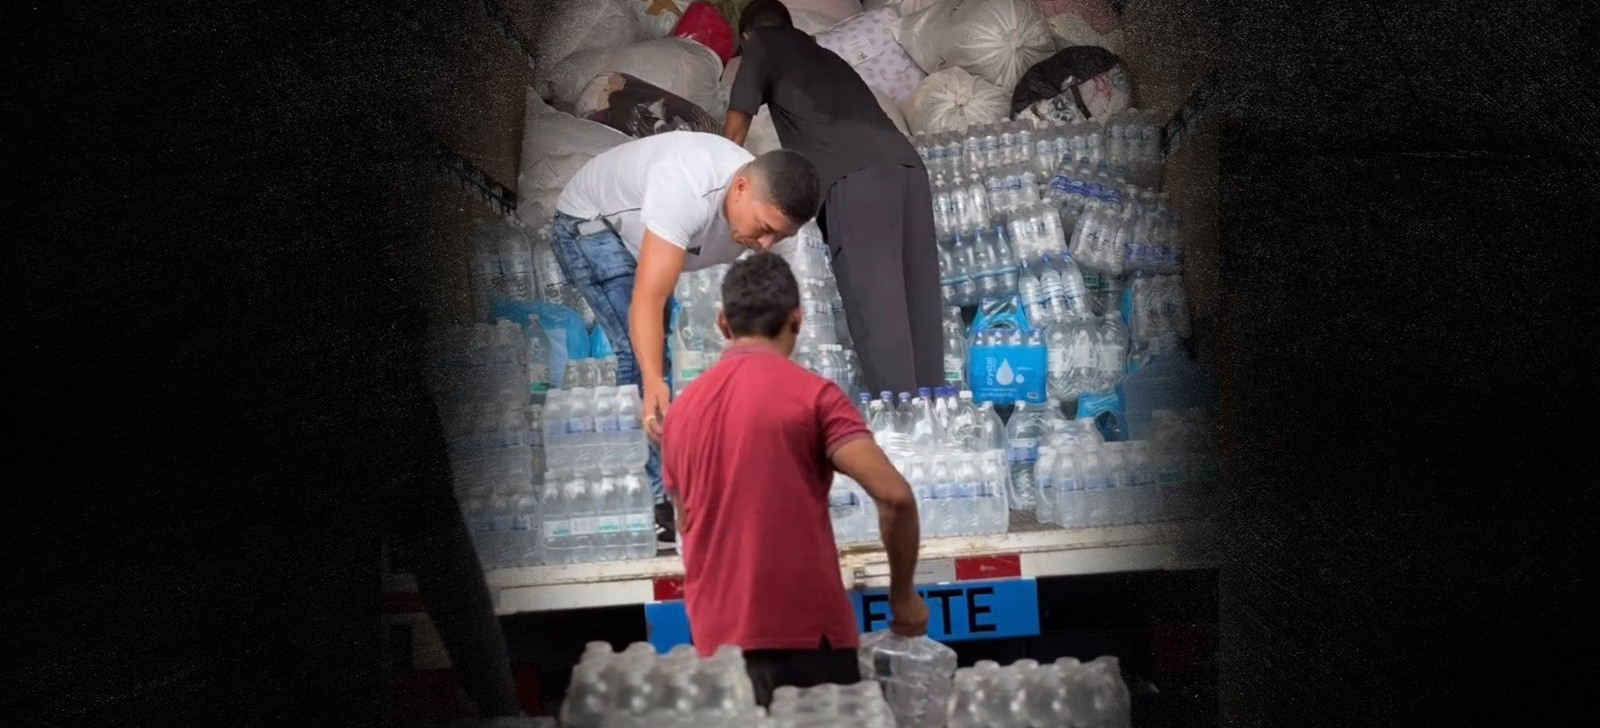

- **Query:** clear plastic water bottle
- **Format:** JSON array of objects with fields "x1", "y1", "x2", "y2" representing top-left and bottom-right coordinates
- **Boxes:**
[
  {"x1": 565, "y1": 470, "x2": 596, "y2": 563},
  {"x1": 858, "y1": 631, "x2": 958, "y2": 728},
  {"x1": 1035, "y1": 445, "x2": 1059, "y2": 525},
  {"x1": 539, "y1": 473, "x2": 570, "y2": 565},
  {"x1": 1097, "y1": 314, "x2": 1129, "y2": 393},
  {"x1": 521, "y1": 317, "x2": 552, "y2": 404},
  {"x1": 910, "y1": 387, "x2": 940, "y2": 447},
  {"x1": 1004, "y1": 402, "x2": 1045, "y2": 511},
  {"x1": 942, "y1": 307, "x2": 969, "y2": 390},
  {"x1": 612, "y1": 468, "x2": 649, "y2": 560},
  {"x1": 499, "y1": 223, "x2": 536, "y2": 301},
  {"x1": 469, "y1": 221, "x2": 504, "y2": 314},
  {"x1": 1051, "y1": 446, "x2": 1083, "y2": 528},
  {"x1": 1079, "y1": 444, "x2": 1110, "y2": 528}
]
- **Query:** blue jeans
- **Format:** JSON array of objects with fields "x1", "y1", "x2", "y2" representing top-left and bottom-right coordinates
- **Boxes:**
[{"x1": 550, "y1": 212, "x2": 668, "y2": 504}]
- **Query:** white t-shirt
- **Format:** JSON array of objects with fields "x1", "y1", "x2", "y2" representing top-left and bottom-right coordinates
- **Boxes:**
[{"x1": 556, "y1": 131, "x2": 754, "y2": 272}]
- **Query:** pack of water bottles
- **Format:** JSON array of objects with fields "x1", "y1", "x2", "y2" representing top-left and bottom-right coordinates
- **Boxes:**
[
  {"x1": 846, "y1": 386, "x2": 1014, "y2": 540},
  {"x1": 774, "y1": 224, "x2": 864, "y2": 397},
  {"x1": 425, "y1": 321, "x2": 546, "y2": 570},
  {"x1": 915, "y1": 121, "x2": 1045, "y2": 191},
  {"x1": 428, "y1": 320, "x2": 530, "y2": 406},
  {"x1": 469, "y1": 219, "x2": 536, "y2": 317},
  {"x1": 945, "y1": 656, "x2": 1133, "y2": 728},
  {"x1": 858, "y1": 630, "x2": 959, "y2": 728},
  {"x1": 561, "y1": 642, "x2": 760, "y2": 728},
  {"x1": 937, "y1": 225, "x2": 1025, "y2": 310},
  {"x1": 540, "y1": 386, "x2": 646, "y2": 472},
  {"x1": 672, "y1": 226, "x2": 865, "y2": 400},
  {"x1": 671, "y1": 264, "x2": 730, "y2": 395},
  {"x1": 1032, "y1": 406, "x2": 1218, "y2": 529},
  {"x1": 1125, "y1": 272, "x2": 1191, "y2": 366},
  {"x1": 531, "y1": 225, "x2": 597, "y2": 327},
  {"x1": 553, "y1": 355, "x2": 620, "y2": 391},
  {"x1": 467, "y1": 218, "x2": 600, "y2": 328},
  {"x1": 768, "y1": 682, "x2": 896, "y2": 728},
  {"x1": 1102, "y1": 109, "x2": 1164, "y2": 190},
  {"x1": 964, "y1": 297, "x2": 1048, "y2": 407},
  {"x1": 536, "y1": 385, "x2": 654, "y2": 566}
]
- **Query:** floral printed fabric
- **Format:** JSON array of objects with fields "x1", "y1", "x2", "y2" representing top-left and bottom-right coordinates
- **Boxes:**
[{"x1": 814, "y1": 8, "x2": 927, "y2": 103}]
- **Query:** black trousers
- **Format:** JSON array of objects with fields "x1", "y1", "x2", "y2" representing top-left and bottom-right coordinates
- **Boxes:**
[
  {"x1": 743, "y1": 637, "x2": 864, "y2": 708},
  {"x1": 819, "y1": 163, "x2": 945, "y2": 396}
]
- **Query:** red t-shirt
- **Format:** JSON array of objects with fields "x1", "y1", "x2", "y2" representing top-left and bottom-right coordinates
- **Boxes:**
[{"x1": 661, "y1": 342, "x2": 871, "y2": 655}]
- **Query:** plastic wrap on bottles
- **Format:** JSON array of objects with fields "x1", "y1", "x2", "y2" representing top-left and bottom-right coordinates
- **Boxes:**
[
  {"x1": 945, "y1": 655, "x2": 1131, "y2": 728},
  {"x1": 857, "y1": 630, "x2": 957, "y2": 728},
  {"x1": 562, "y1": 642, "x2": 759, "y2": 728}
]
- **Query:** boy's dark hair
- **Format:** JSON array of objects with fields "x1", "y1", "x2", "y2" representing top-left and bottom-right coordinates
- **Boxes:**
[
  {"x1": 738, "y1": 0, "x2": 795, "y2": 36},
  {"x1": 720, "y1": 253, "x2": 801, "y2": 339},
  {"x1": 746, "y1": 149, "x2": 820, "y2": 226}
]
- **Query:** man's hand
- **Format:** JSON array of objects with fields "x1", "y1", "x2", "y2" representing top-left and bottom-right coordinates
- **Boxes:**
[
  {"x1": 642, "y1": 378, "x2": 671, "y2": 443},
  {"x1": 889, "y1": 591, "x2": 930, "y2": 637}
]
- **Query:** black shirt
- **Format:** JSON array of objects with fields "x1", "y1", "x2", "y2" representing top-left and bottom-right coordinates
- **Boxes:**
[{"x1": 729, "y1": 26, "x2": 923, "y2": 195}]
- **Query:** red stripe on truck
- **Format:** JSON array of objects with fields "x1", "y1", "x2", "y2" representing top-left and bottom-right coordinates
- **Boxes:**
[
  {"x1": 652, "y1": 577, "x2": 686, "y2": 601},
  {"x1": 955, "y1": 554, "x2": 1022, "y2": 581}
]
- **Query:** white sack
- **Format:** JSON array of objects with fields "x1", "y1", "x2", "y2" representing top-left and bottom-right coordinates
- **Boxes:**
[
  {"x1": 902, "y1": 66, "x2": 1008, "y2": 134},
  {"x1": 1033, "y1": 0, "x2": 1124, "y2": 53},
  {"x1": 781, "y1": 0, "x2": 864, "y2": 34},
  {"x1": 621, "y1": 0, "x2": 691, "y2": 38},
  {"x1": 515, "y1": 90, "x2": 630, "y2": 229},
  {"x1": 863, "y1": 0, "x2": 941, "y2": 14},
  {"x1": 783, "y1": 0, "x2": 865, "y2": 20},
  {"x1": 896, "y1": 0, "x2": 1057, "y2": 91},
  {"x1": 814, "y1": 7, "x2": 926, "y2": 103},
  {"x1": 537, "y1": 37, "x2": 724, "y2": 115},
  {"x1": 531, "y1": 0, "x2": 648, "y2": 71}
]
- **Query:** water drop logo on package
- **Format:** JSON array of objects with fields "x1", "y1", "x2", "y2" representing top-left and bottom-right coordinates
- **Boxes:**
[{"x1": 966, "y1": 295, "x2": 1048, "y2": 407}]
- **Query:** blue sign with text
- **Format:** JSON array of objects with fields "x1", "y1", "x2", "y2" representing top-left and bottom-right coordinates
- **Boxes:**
[{"x1": 644, "y1": 578, "x2": 1040, "y2": 653}]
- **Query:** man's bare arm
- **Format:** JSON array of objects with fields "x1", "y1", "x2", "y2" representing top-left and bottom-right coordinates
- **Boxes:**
[
  {"x1": 831, "y1": 438, "x2": 919, "y2": 599},
  {"x1": 723, "y1": 109, "x2": 752, "y2": 147}
]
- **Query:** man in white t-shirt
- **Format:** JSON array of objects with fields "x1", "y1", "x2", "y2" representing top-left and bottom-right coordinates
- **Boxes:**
[{"x1": 551, "y1": 131, "x2": 821, "y2": 551}]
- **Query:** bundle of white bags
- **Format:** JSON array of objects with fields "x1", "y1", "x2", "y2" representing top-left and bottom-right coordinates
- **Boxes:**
[
  {"x1": 902, "y1": 66, "x2": 1008, "y2": 134},
  {"x1": 529, "y1": 0, "x2": 647, "y2": 71},
  {"x1": 783, "y1": 0, "x2": 866, "y2": 34},
  {"x1": 814, "y1": 6, "x2": 925, "y2": 104},
  {"x1": 536, "y1": 36, "x2": 726, "y2": 115},
  {"x1": 620, "y1": 0, "x2": 692, "y2": 38},
  {"x1": 1033, "y1": 0, "x2": 1124, "y2": 53},
  {"x1": 514, "y1": 91, "x2": 629, "y2": 230},
  {"x1": 515, "y1": 0, "x2": 1139, "y2": 236},
  {"x1": 895, "y1": 0, "x2": 1056, "y2": 92}
]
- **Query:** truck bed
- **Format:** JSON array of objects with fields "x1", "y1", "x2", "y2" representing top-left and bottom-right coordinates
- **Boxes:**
[{"x1": 482, "y1": 516, "x2": 1218, "y2": 615}]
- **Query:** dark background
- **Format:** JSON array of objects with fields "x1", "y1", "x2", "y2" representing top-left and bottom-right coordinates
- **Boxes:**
[{"x1": 5, "y1": 0, "x2": 1597, "y2": 726}]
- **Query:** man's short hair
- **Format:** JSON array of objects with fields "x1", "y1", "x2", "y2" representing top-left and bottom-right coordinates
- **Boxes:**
[
  {"x1": 746, "y1": 149, "x2": 820, "y2": 226},
  {"x1": 721, "y1": 253, "x2": 801, "y2": 339},
  {"x1": 739, "y1": 0, "x2": 795, "y2": 36}
]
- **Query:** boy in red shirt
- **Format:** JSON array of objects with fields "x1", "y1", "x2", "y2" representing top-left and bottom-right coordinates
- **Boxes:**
[{"x1": 660, "y1": 253, "x2": 928, "y2": 706}]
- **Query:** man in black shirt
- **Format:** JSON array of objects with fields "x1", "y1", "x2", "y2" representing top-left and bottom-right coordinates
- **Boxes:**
[{"x1": 722, "y1": 0, "x2": 944, "y2": 396}]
